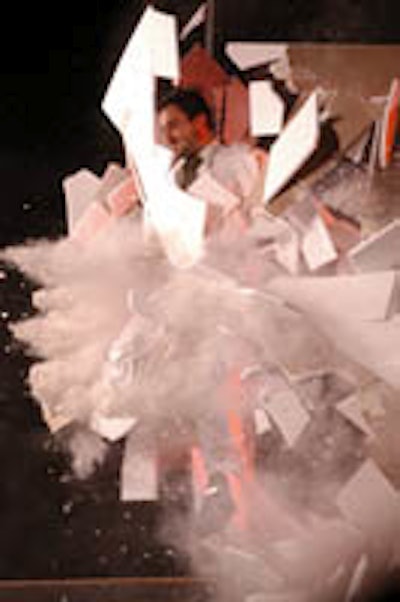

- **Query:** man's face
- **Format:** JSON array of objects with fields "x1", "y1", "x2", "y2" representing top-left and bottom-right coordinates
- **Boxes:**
[{"x1": 158, "y1": 104, "x2": 200, "y2": 159}]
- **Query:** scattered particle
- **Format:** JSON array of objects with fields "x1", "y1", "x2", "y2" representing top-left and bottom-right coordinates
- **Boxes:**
[
  {"x1": 62, "y1": 501, "x2": 74, "y2": 515},
  {"x1": 94, "y1": 528, "x2": 102, "y2": 538},
  {"x1": 0, "y1": 271, "x2": 7, "y2": 280},
  {"x1": 97, "y1": 555, "x2": 109, "y2": 566},
  {"x1": 1, "y1": 311, "x2": 9, "y2": 320},
  {"x1": 119, "y1": 543, "x2": 129, "y2": 555}
]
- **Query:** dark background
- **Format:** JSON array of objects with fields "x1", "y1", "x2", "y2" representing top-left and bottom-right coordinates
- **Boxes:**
[{"x1": 0, "y1": 0, "x2": 400, "y2": 594}]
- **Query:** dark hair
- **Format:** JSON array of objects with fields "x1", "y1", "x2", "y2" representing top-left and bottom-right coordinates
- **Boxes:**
[{"x1": 158, "y1": 87, "x2": 215, "y2": 132}]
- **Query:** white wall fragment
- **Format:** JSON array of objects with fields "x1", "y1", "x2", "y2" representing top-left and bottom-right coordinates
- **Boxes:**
[
  {"x1": 249, "y1": 80, "x2": 285, "y2": 137},
  {"x1": 264, "y1": 93, "x2": 319, "y2": 205},
  {"x1": 265, "y1": 388, "x2": 310, "y2": 447},
  {"x1": 120, "y1": 432, "x2": 159, "y2": 501}
]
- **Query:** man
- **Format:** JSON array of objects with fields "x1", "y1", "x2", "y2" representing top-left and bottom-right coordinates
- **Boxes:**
[{"x1": 157, "y1": 88, "x2": 262, "y2": 224}]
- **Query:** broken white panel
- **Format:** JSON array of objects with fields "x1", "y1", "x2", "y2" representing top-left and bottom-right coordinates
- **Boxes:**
[
  {"x1": 348, "y1": 219, "x2": 400, "y2": 273},
  {"x1": 104, "y1": 5, "x2": 179, "y2": 97},
  {"x1": 260, "y1": 367, "x2": 291, "y2": 398},
  {"x1": 70, "y1": 201, "x2": 112, "y2": 243},
  {"x1": 264, "y1": 93, "x2": 320, "y2": 204},
  {"x1": 337, "y1": 460, "x2": 400, "y2": 534},
  {"x1": 254, "y1": 407, "x2": 272, "y2": 436},
  {"x1": 359, "y1": 381, "x2": 387, "y2": 420},
  {"x1": 344, "y1": 554, "x2": 369, "y2": 602},
  {"x1": 145, "y1": 186, "x2": 207, "y2": 268},
  {"x1": 276, "y1": 236, "x2": 301, "y2": 275},
  {"x1": 40, "y1": 399, "x2": 75, "y2": 434},
  {"x1": 386, "y1": 272, "x2": 400, "y2": 319},
  {"x1": 246, "y1": 212, "x2": 300, "y2": 274},
  {"x1": 122, "y1": 52, "x2": 157, "y2": 169},
  {"x1": 334, "y1": 317, "x2": 400, "y2": 390},
  {"x1": 102, "y1": 5, "x2": 178, "y2": 152},
  {"x1": 336, "y1": 394, "x2": 376, "y2": 439},
  {"x1": 95, "y1": 163, "x2": 128, "y2": 202},
  {"x1": 270, "y1": 218, "x2": 301, "y2": 275},
  {"x1": 63, "y1": 169, "x2": 102, "y2": 235},
  {"x1": 267, "y1": 271, "x2": 396, "y2": 323},
  {"x1": 301, "y1": 213, "x2": 338, "y2": 271},
  {"x1": 139, "y1": 147, "x2": 207, "y2": 267},
  {"x1": 180, "y1": 3, "x2": 206, "y2": 40},
  {"x1": 355, "y1": 318, "x2": 400, "y2": 390},
  {"x1": 226, "y1": 42, "x2": 288, "y2": 70},
  {"x1": 103, "y1": 36, "x2": 149, "y2": 138},
  {"x1": 189, "y1": 170, "x2": 241, "y2": 215},
  {"x1": 120, "y1": 432, "x2": 159, "y2": 501},
  {"x1": 249, "y1": 80, "x2": 285, "y2": 137},
  {"x1": 222, "y1": 544, "x2": 285, "y2": 591},
  {"x1": 106, "y1": 175, "x2": 139, "y2": 217},
  {"x1": 90, "y1": 413, "x2": 138, "y2": 443},
  {"x1": 133, "y1": 5, "x2": 179, "y2": 80},
  {"x1": 265, "y1": 388, "x2": 310, "y2": 447},
  {"x1": 266, "y1": 274, "x2": 400, "y2": 389},
  {"x1": 226, "y1": 42, "x2": 294, "y2": 90}
]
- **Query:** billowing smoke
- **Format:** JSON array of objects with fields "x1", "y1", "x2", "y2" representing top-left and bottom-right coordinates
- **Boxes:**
[{"x1": 2, "y1": 209, "x2": 400, "y2": 602}]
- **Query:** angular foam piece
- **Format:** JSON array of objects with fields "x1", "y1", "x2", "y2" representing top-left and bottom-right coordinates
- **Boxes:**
[
  {"x1": 102, "y1": 6, "x2": 178, "y2": 154},
  {"x1": 268, "y1": 271, "x2": 397, "y2": 323},
  {"x1": 264, "y1": 92, "x2": 320, "y2": 204},
  {"x1": 71, "y1": 201, "x2": 112, "y2": 243},
  {"x1": 106, "y1": 175, "x2": 139, "y2": 217},
  {"x1": 301, "y1": 212, "x2": 338, "y2": 271},
  {"x1": 179, "y1": 3, "x2": 206, "y2": 40},
  {"x1": 344, "y1": 555, "x2": 369, "y2": 602},
  {"x1": 188, "y1": 170, "x2": 240, "y2": 214},
  {"x1": 96, "y1": 163, "x2": 128, "y2": 201},
  {"x1": 265, "y1": 386, "x2": 310, "y2": 447},
  {"x1": 336, "y1": 394, "x2": 376, "y2": 439},
  {"x1": 249, "y1": 80, "x2": 285, "y2": 137},
  {"x1": 337, "y1": 460, "x2": 400, "y2": 533},
  {"x1": 90, "y1": 413, "x2": 137, "y2": 443},
  {"x1": 284, "y1": 198, "x2": 337, "y2": 271},
  {"x1": 254, "y1": 407, "x2": 272, "y2": 436},
  {"x1": 120, "y1": 431, "x2": 159, "y2": 501},
  {"x1": 63, "y1": 169, "x2": 102, "y2": 235},
  {"x1": 145, "y1": 186, "x2": 207, "y2": 268},
  {"x1": 386, "y1": 273, "x2": 400, "y2": 319},
  {"x1": 226, "y1": 42, "x2": 289, "y2": 72},
  {"x1": 348, "y1": 219, "x2": 400, "y2": 273}
]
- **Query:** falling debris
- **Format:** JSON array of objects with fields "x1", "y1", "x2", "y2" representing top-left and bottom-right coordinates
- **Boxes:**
[{"x1": 1, "y1": 4, "x2": 400, "y2": 601}]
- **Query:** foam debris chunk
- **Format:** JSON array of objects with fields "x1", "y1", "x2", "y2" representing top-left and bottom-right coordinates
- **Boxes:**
[
  {"x1": 264, "y1": 93, "x2": 320, "y2": 204},
  {"x1": 120, "y1": 432, "x2": 159, "y2": 501}
]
